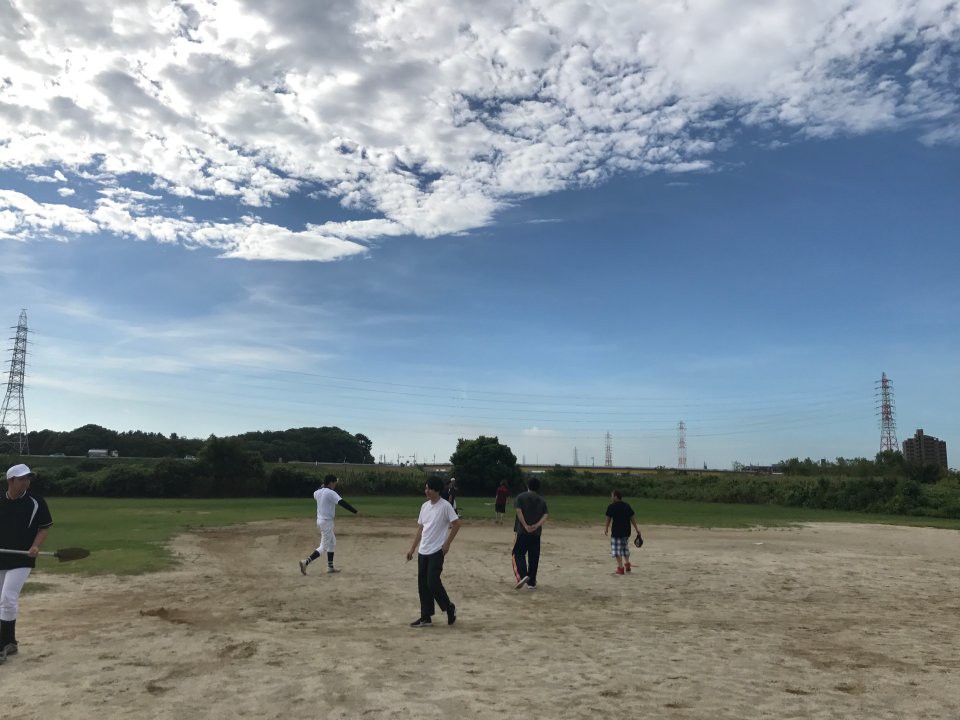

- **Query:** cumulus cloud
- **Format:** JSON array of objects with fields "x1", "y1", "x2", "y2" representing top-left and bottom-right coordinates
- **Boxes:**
[
  {"x1": 26, "y1": 170, "x2": 67, "y2": 183},
  {"x1": 0, "y1": 189, "x2": 99, "y2": 238},
  {"x1": 1, "y1": 0, "x2": 958, "y2": 260},
  {"x1": 0, "y1": 190, "x2": 368, "y2": 261}
]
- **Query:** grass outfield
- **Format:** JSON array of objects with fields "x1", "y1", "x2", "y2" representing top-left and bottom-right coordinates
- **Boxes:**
[{"x1": 25, "y1": 495, "x2": 960, "y2": 577}]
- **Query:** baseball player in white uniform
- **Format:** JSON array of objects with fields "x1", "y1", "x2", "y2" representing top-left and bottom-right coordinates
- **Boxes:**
[{"x1": 299, "y1": 475, "x2": 361, "y2": 575}]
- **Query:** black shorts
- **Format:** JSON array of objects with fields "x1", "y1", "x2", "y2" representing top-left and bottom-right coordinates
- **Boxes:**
[{"x1": 495, "y1": 503, "x2": 506, "y2": 513}]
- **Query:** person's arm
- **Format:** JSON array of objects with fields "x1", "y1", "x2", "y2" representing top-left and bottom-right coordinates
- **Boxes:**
[
  {"x1": 515, "y1": 507, "x2": 533, "y2": 533},
  {"x1": 29, "y1": 527, "x2": 50, "y2": 558},
  {"x1": 406, "y1": 524, "x2": 424, "y2": 561},
  {"x1": 604, "y1": 516, "x2": 611, "y2": 536},
  {"x1": 631, "y1": 513, "x2": 641, "y2": 534},
  {"x1": 442, "y1": 518, "x2": 461, "y2": 555},
  {"x1": 338, "y1": 498, "x2": 361, "y2": 516},
  {"x1": 530, "y1": 513, "x2": 548, "y2": 532}
]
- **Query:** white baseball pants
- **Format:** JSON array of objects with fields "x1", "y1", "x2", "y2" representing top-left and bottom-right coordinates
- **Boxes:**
[{"x1": 0, "y1": 568, "x2": 31, "y2": 621}]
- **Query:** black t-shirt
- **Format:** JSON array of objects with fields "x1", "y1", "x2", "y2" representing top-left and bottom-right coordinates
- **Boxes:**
[
  {"x1": 514, "y1": 490, "x2": 548, "y2": 535},
  {"x1": 0, "y1": 491, "x2": 53, "y2": 570},
  {"x1": 605, "y1": 501, "x2": 635, "y2": 538}
]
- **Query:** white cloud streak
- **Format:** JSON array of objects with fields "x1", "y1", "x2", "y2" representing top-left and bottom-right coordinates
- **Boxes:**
[{"x1": 1, "y1": 0, "x2": 958, "y2": 260}]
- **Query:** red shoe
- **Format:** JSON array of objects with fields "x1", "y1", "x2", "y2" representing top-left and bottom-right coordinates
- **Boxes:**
[
  {"x1": 625, "y1": 562, "x2": 632, "y2": 572},
  {"x1": 616, "y1": 567, "x2": 625, "y2": 575}
]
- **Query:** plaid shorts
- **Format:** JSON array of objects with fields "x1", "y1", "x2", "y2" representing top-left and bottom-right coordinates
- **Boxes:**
[{"x1": 610, "y1": 536, "x2": 630, "y2": 558}]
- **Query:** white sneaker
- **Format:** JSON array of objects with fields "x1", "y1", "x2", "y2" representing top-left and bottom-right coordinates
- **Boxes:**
[
  {"x1": 514, "y1": 576, "x2": 529, "y2": 590},
  {"x1": 299, "y1": 560, "x2": 308, "y2": 575},
  {"x1": 327, "y1": 567, "x2": 341, "y2": 574}
]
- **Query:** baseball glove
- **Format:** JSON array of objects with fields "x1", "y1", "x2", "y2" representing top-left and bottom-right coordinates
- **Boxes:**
[{"x1": 633, "y1": 533, "x2": 644, "y2": 548}]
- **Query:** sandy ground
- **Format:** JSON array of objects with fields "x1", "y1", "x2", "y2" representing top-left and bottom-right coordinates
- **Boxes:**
[{"x1": 3, "y1": 518, "x2": 959, "y2": 719}]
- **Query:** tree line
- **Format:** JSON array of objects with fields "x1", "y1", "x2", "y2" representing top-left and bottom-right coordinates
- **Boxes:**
[
  {"x1": 9, "y1": 424, "x2": 374, "y2": 464},
  {"x1": 5, "y1": 431, "x2": 958, "y2": 519},
  {"x1": 773, "y1": 450, "x2": 947, "y2": 484}
]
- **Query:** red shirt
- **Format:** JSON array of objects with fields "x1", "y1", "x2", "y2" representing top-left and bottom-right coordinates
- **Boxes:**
[{"x1": 495, "y1": 486, "x2": 510, "y2": 504}]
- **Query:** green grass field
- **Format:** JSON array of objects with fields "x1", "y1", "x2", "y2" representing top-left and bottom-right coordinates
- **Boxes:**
[{"x1": 25, "y1": 495, "x2": 960, "y2": 577}]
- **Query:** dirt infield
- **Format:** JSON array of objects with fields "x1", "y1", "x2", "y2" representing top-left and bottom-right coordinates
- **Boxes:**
[{"x1": 5, "y1": 519, "x2": 960, "y2": 719}]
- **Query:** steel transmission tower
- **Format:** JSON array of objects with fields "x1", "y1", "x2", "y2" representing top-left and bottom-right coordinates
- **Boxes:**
[
  {"x1": 0, "y1": 309, "x2": 30, "y2": 455},
  {"x1": 677, "y1": 421, "x2": 687, "y2": 469},
  {"x1": 875, "y1": 372, "x2": 899, "y2": 453},
  {"x1": 604, "y1": 431, "x2": 613, "y2": 467}
]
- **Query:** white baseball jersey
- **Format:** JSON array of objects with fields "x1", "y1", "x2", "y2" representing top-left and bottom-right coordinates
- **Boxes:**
[{"x1": 314, "y1": 487, "x2": 343, "y2": 522}]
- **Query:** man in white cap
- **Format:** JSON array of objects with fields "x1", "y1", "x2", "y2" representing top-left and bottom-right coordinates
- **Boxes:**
[{"x1": 0, "y1": 464, "x2": 53, "y2": 662}]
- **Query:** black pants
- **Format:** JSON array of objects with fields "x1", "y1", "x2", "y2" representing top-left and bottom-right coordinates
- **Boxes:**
[
  {"x1": 512, "y1": 533, "x2": 541, "y2": 587},
  {"x1": 418, "y1": 551, "x2": 452, "y2": 619}
]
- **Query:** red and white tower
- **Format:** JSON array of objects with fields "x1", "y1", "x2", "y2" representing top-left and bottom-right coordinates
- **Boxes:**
[{"x1": 875, "y1": 372, "x2": 898, "y2": 453}]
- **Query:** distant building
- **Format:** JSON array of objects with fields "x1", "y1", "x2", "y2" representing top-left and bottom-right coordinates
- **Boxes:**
[{"x1": 902, "y1": 429, "x2": 948, "y2": 468}]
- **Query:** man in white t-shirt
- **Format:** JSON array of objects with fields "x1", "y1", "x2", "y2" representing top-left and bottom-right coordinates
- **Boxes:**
[
  {"x1": 406, "y1": 475, "x2": 461, "y2": 627},
  {"x1": 300, "y1": 475, "x2": 361, "y2": 575}
]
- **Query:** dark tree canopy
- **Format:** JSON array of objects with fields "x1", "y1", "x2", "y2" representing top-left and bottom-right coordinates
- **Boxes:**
[
  {"x1": 199, "y1": 435, "x2": 265, "y2": 496},
  {"x1": 449, "y1": 435, "x2": 522, "y2": 495},
  {"x1": 239, "y1": 427, "x2": 374, "y2": 464},
  {"x1": 23, "y1": 424, "x2": 374, "y2": 464}
]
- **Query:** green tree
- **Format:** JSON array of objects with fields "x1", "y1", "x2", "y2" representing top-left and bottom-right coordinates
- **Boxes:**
[
  {"x1": 354, "y1": 433, "x2": 373, "y2": 458},
  {"x1": 450, "y1": 436, "x2": 522, "y2": 495},
  {"x1": 198, "y1": 435, "x2": 265, "y2": 496}
]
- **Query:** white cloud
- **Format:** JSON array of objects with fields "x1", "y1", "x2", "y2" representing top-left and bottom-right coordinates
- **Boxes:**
[
  {"x1": 0, "y1": 190, "x2": 369, "y2": 262},
  {"x1": 0, "y1": 189, "x2": 99, "y2": 237},
  {"x1": 57, "y1": 187, "x2": 75, "y2": 197},
  {"x1": 26, "y1": 172, "x2": 65, "y2": 183},
  {"x1": 1, "y1": 0, "x2": 958, "y2": 260},
  {"x1": 522, "y1": 426, "x2": 562, "y2": 437}
]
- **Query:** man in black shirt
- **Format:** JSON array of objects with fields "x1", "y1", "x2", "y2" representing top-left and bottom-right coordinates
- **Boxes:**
[
  {"x1": 512, "y1": 477, "x2": 548, "y2": 590},
  {"x1": 604, "y1": 490, "x2": 642, "y2": 575},
  {"x1": 1, "y1": 464, "x2": 53, "y2": 662}
]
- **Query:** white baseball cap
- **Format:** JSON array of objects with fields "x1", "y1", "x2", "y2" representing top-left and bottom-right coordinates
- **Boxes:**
[{"x1": 6, "y1": 463, "x2": 32, "y2": 480}]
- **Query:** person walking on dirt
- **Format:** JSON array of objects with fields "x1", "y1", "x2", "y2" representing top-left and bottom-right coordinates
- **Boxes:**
[
  {"x1": 406, "y1": 475, "x2": 461, "y2": 628},
  {"x1": 300, "y1": 475, "x2": 361, "y2": 575},
  {"x1": 512, "y1": 477, "x2": 548, "y2": 590},
  {"x1": 604, "y1": 490, "x2": 642, "y2": 575},
  {"x1": 1, "y1": 464, "x2": 53, "y2": 662},
  {"x1": 494, "y1": 480, "x2": 510, "y2": 523},
  {"x1": 446, "y1": 477, "x2": 459, "y2": 516}
]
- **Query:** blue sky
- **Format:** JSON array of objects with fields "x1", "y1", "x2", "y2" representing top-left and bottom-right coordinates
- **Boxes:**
[{"x1": 1, "y1": 1, "x2": 958, "y2": 468}]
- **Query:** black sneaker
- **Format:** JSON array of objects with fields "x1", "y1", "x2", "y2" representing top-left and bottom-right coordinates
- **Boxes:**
[
  {"x1": 446, "y1": 603, "x2": 457, "y2": 626},
  {"x1": 410, "y1": 617, "x2": 433, "y2": 628},
  {"x1": 2, "y1": 642, "x2": 16, "y2": 658}
]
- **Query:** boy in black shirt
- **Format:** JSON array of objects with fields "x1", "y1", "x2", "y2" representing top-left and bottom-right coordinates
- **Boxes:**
[
  {"x1": 1, "y1": 464, "x2": 53, "y2": 661},
  {"x1": 604, "y1": 490, "x2": 641, "y2": 575}
]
